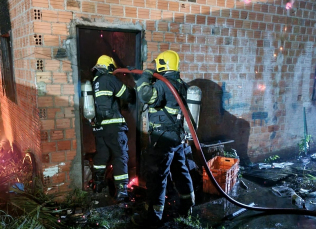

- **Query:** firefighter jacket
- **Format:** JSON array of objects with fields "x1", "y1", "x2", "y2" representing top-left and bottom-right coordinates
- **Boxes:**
[
  {"x1": 137, "y1": 70, "x2": 188, "y2": 134},
  {"x1": 92, "y1": 71, "x2": 132, "y2": 134}
]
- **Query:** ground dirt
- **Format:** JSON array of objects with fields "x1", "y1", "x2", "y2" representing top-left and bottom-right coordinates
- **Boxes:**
[{"x1": 78, "y1": 151, "x2": 316, "y2": 229}]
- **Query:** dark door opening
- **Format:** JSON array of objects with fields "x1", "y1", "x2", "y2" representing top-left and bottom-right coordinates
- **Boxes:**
[{"x1": 77, "y1": 27, "x2": 142, "y2": 189}]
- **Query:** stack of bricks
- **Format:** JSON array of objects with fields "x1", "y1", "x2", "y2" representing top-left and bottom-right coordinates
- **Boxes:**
[{"x1": 1, "y1": 0, "x2": 315, "y2": 192}]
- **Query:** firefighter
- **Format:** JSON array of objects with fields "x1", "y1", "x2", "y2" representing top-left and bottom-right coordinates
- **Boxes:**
[
  {"x1": 90, "y1": 55, "x2": 134, "y2": 201},
  {"x1": 132, "y1": 50, "x2": 195, "y2": 226}
]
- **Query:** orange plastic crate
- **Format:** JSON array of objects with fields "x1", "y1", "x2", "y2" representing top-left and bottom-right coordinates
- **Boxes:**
[{"x1": 202, "y1": 156, "x2": 239, "y2": 195}]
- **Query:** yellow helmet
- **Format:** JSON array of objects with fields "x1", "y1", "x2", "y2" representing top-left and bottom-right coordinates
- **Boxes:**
[
  {"x1": 154, "y1": 50, "x2": 180, "y2": 73},
  {"x1": 93, "y1": 55, "x2": 117, "y2": 73}
]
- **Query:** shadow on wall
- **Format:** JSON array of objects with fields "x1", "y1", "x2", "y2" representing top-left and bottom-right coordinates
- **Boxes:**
[{"x1": 189, "y1": 79, "x2": 251, "y2": 166}]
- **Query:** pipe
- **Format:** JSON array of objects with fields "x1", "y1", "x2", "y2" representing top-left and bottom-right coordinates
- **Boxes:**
[{"x1": 113, "y1": 68, "x2": 316, "y2": 216}]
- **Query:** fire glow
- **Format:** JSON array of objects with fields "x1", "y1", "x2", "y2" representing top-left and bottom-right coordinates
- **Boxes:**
[
  {"x1": 258, "y1": 84, "x2": 266, "y2": 91},
  {"x1": 127, "y1": 177, "x2": 138, "y2": 188},
  {"x1": 286, "y1": 2, "x2": 293, "y2": 10}
]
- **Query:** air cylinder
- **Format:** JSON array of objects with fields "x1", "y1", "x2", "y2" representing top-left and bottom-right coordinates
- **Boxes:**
[
  {"x1": 183, "y1": 86, "x2": 202, "y2": 139},
  {"x1": 81, "y1": 80, "x2": 95, "y2": 121}
]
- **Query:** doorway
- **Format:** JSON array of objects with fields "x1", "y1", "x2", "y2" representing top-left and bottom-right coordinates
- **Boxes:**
[{"x1": 76, "y1": 26, "x2": 142, "y2": 189}]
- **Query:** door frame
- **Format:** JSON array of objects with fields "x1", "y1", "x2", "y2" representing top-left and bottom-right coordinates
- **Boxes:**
[{"x1": 76, "y1": 25, "x2": 143, "y2": 189}]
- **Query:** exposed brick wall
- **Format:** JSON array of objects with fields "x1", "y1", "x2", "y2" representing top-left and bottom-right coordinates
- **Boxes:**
[
  {"x1": 3, "y1": 0, "x2": 316, "y2": 193},
  {"x1": 0, "y1": 0, "x2": 42, "y2": 169}
]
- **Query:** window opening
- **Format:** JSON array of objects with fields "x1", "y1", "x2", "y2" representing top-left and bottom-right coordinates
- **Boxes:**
[{"x1": 0, "y1": 33, "x2": 16, "y2": 102}]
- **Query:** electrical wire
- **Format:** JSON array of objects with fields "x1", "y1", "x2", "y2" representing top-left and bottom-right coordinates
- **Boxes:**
[{"x1": 113, "y1": 68, "x2": 316, "y2": 217}]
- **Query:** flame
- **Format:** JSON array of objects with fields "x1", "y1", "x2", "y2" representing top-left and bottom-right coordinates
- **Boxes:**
[{"x1": 127, "y1": 177, "x2": 139, "y2": 188}]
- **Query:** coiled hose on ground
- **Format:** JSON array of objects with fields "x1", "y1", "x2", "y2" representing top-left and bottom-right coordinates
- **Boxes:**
[{"x1": 113, "y1": 68, "x2": 316, "y2": 217}]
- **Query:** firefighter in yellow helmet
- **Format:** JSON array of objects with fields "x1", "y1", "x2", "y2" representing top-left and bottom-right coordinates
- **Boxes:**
[
  {"x1": 132, "y1": 50, "x2": 195, "y2": 227},
  {"x1": 89, "y1": 55, "x2": 134, "y2": 201}
]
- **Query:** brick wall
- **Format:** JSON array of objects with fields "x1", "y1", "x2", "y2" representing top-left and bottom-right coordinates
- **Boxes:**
[
  {"x1": 0, "y1": 0, "x2": 42, "y2": 169},
  {"x1": 3, "y1": 0, "x2": 316, "y2": 193}
]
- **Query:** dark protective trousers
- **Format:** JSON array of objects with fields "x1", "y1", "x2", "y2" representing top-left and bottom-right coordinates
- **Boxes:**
[
  {"x1": 93, "y1": 125, "x2": 129, "y2": 185},
  {"x1": 146, "y1": 130, "x2": 194, "y2": 221}
]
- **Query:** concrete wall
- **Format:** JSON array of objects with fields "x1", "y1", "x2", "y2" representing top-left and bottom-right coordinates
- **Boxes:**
[{"x1": 1, "y1": 0, "x2": 316, "y2": 192}]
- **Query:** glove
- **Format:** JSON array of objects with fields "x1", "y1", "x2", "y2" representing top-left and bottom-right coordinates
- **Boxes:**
[{"x1": 141, "y1": 69, "x2": 155, "y2": 82}]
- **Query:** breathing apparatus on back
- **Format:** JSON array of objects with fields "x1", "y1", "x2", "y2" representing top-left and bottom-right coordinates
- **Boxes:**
[
  {"x1": 154, "y1": 50, "x2": 202, "y2": 139},
  {"x1": 81, "y1": 55, "x2": 117, "y2": 123}
]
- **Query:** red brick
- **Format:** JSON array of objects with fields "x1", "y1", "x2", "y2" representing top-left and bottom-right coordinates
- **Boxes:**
[
  {"x1": 62, "y1": 85, "x2": 74, "y2": 95},
  {"x1": 160, "y1": 43, "x2": 169, "y2": 51},
  {"x1": 57, "y1": 140, "x2": 71, "y2": 151},
  {"x1": 64, "y1": 107, "x2": 75, "y2": 118},
  {"x1": 35, "y1": 47, "x2": 51, "y2": 59},
  {"x1": 138, "y1": 8, "x2": 149, "y2": 19},
  {"x1": 59, "y1": 161, "x2": 71, "y2": 172},
  {"x1": 152, "y1": 32, "x2": 164, "y2": 42},
  {"x1": 53, "y1": 73, "x2": 67, "y2": 83},
  {"x1": 50, "y1": 152, "x2": 66, "y2": 163},
  {"x1": 51, "y1": 0, "x2": 64, "y2": 9},
  {"x1": 67, "y1": 0, "x2": 80, "y2": 11},
  {"x1": 41, "y1": 120, "x2": 55, "y2": 130},
  {"x1": 150, "y1": 9, "x2": 161, "y2": 20},
  {"x1": 72, "y1": 140, "x2": 77, "y2": 149},
  {"x1": 58, "y1": 12, "x2": 73, "y2": 22},
  {"x1": 51, "y1": 130, "x2": 64, "y2": 140},
  {"x1": 146, "y1": 0, "x2": 156, "y2": 8},
  {"x1": 34, "y1": 22, "x2": 51, "y2": 34},
  {"x1": 44, "y1": 35, "x2": 59, "y2": 46},
  {"x1": 66, "y1": 150, "x2": 77, "y2": 161},
  {"x1": 52, "y1": 23, "x2": 68, "y2": 35},
  {"x1": 162, "y1": 11, "x2": 173, "y2": 21},
  {"x1": 42, "y1": 10, "x2": 58, "y2": 22},
  {"x1": 170, "y1": 1, "x2": 180, "y2": 12},
  {"x1": 38, "y1": 96, "x2": 53, "y2": 107},
  {"x1": 97, "y1": 3, "x2": 110, "y2": 14},
  {"x1": 146, "y1": 21, "x2": 156, "y2": 31},
  {"x1": 191, "y1": 4, "x2": 200, "y2": 14},
  {"x1": 82, "y1": 1, "x2": 95, "y2": 13},
  {"x1": 56, "y1": 119, "x2": 71, "y2": 129},
  {"x1": 174, "y1": 13, "x2": 184, "y2": 23},
  {"x1": 62, "y1": 60, "x2": 72, "y2": 72},
  {"x1": 46, "y1": 85, "x2": 61, "y2": 95},
  {"x1": 32, "y1": 0, "x2": 49, "y2": 8},
  {"x1": 65, "y1": 128, "x2": 75, "y2": 138},
  {"x1": 158, "y1": 0, "x2": 168, "y2": 10},
  {"x1": 125, "y1": 6, "x2": 137, "y2": 18},
  {"x1": 54, "y1": 96, "x2": 69, "y2": 107},
  {"x1": 186, "y1": 15, "x2": 195, "y2": 24},
  {"x1": 147, "y1": 42, "x2": 159, "y2": 52},
  {"x1": 158, "y1": 22, "x2": 168, "y2": 32},
  {"x1": 45, "y1": 60, "x2": 60, "y2": 71},
  {"x1": 133, "y1": 0, "x2": 144, "y2": 7},
  {"x1": 164, "y1": 33, "x2": 175, "y2": 42},
  {"x1": 47, "y1": 108, "x2": 61, "y2": 119},
  {"x1": 42, "y1": 141, "x2": 56, "y2": 153},
  {"x1": 196, "y1": 15, "x2": 206, "y2": 25},
  {"x1": 36, "y1": 72, "x2": 52, "y2": 83},
  {"x1": 211, "y1": 7, "x2": 220, "y2": 16}
]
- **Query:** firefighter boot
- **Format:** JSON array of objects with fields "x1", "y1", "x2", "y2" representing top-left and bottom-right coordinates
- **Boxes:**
[
  {"x1": 115, "y1": 183, "x2": 128, "y2": 201},
  {"x1": 178, "y1": 192, "x2": 195, "y2": 217},
  {"x1": 91, "y1": 168, "x2": 107, "y2": 193}
]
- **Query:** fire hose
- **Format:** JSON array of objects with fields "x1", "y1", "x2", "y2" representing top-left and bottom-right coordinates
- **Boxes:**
[{"x1": 113, "y1": 68, "x2": 316, "y2": 217}]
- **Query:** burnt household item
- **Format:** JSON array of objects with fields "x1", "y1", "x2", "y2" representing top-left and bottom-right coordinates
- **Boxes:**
[{"x1": 202, "y1": 156, "x2": 239, "y2": 195}]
